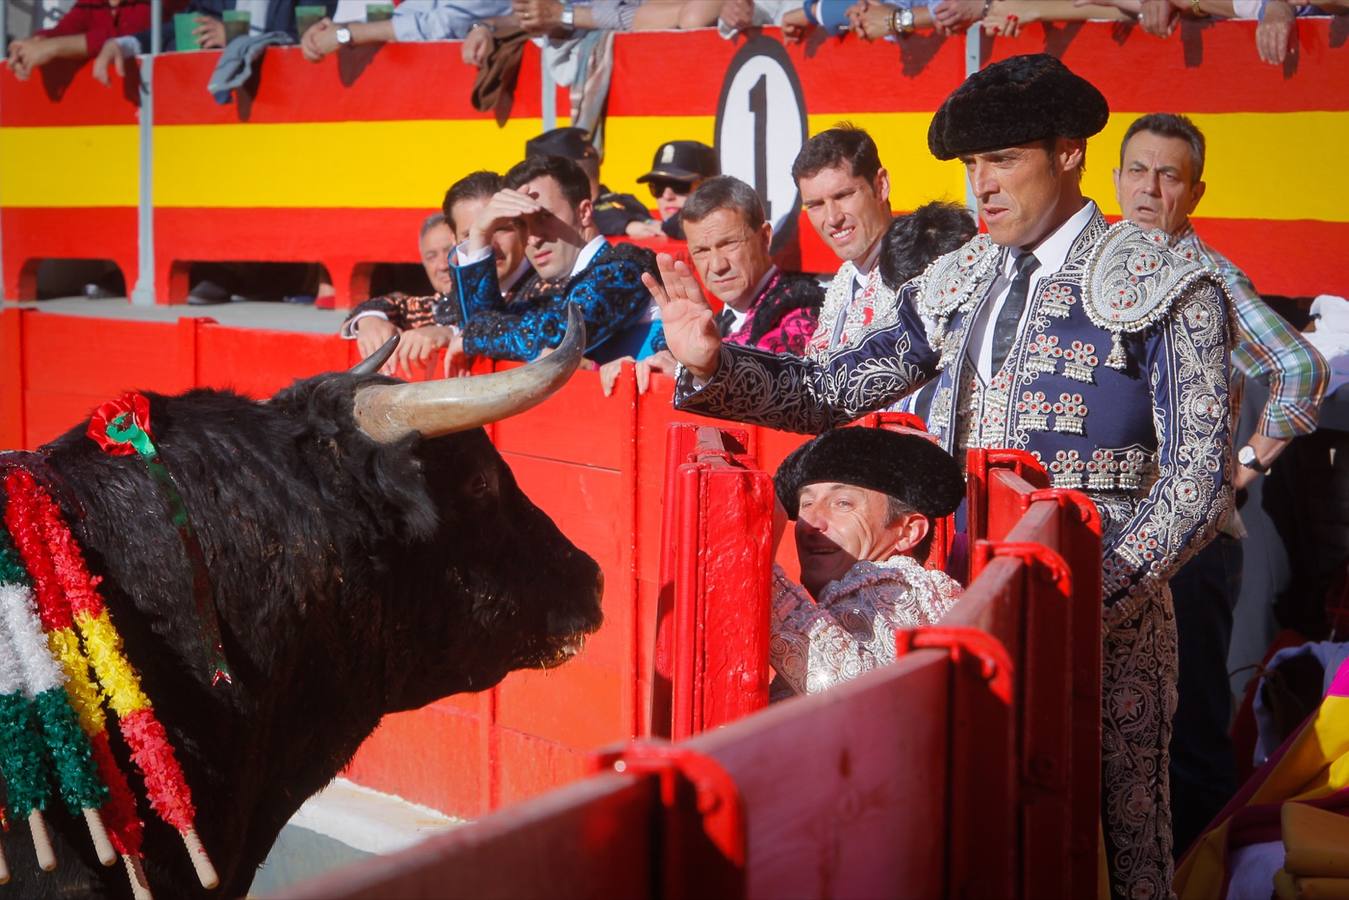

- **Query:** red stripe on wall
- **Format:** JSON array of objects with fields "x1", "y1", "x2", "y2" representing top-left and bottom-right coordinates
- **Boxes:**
[
  {"x1": 0, "y1": 59, "x2": 141, "y2": 126},
  {"x1": 152, "y1": 41, "x2": 551, "y2": 126},
  {"x1": 1186, "y1": 216, "x2": 1349, "y2": 298},
  {"x1": 984, "y1": 19, "x2": 1348, "y2": 115},
  {"x1": 608, "y1": 29, "x2": 967, "y2": 117}
]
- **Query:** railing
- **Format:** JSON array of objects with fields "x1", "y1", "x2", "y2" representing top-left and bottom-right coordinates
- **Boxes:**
[{"x1": 277, "y1": 428, "x2": 1102, "y2": 900}]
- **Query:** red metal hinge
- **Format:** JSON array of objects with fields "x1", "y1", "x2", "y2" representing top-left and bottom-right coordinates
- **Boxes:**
[
  {"x1": 592, "y1": 741, "x2": 747, "y2": 899},
  {"x1": 896, "y1": 626, "x2": 1015, "y2": 703},
  {"x1": 973, "y1": 541, "x2": 1074, "y2": 595},
  {"x1": 1021, "y1": 487, "x2": 1102, "y2": 534}
]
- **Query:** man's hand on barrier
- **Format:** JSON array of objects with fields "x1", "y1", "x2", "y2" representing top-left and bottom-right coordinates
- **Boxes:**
[
  {"x1": 637, "y1": 351, "x2": 678, "y2": 394},
  {"x1": 462, "y1": 24, "x2": 494, "y2": 67},
  {"x1": 643, "y1": 254, "x2": 721, "y2": 383},
  {"x1": 194, "y1": 15, "x2": 227, "y2": 49},
  {"x1": 7, "y1": 36, "x2": 48, "y2": 80},
  {"x1": 513, "y1": 0, "x2": 566, "y2": 35},
  {"x1": 931, "y1": 0, "x2": 983, "y2": 34},
  {"x1": 599, "y1": 357, "x2": 635, "y2": 397},
  {"x1": 395, "y1": 325, "x2": 455, "y2": 379},
  {"x1": 719, "y1": 0, "x2": 755, "y2": 32},
  {"x1": 92, "y1": 39, "x2": 126, "y2": 86},
  {"x1": 301, "y1": 18, "x2": 336, "y2": 61},
  {"x1": 354, "y1": 316, "x2": 401, "y2": 374},
  {"x1": 1138, "y1": 0, "x2": 1178, "y2": 35},
  {"x1": 624, "y1": 219, "x2": 664, "y2": 239},
  {"x1": 1257, "y1": 0, "x2": 1297, "y2": 64}
]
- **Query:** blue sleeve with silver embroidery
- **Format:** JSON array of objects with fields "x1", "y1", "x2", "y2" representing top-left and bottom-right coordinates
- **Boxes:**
[{"x1": 673, "y1": 286, "x2": 940, "y2": 434}]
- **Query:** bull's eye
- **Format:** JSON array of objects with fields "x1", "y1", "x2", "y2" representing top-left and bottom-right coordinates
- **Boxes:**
[{"x1": 467, "y1": 472, "x2": 492, "y2": 500}]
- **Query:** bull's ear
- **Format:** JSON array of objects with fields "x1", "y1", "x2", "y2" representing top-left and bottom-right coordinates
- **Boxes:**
[{"x1": 348, "y1": 334, "x2": 400, "y2": 376}]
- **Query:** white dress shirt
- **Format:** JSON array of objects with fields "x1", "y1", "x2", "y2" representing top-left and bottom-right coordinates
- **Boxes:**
[{"x1": 965, "y1": 200, "x2": 1098, "y2": 382}]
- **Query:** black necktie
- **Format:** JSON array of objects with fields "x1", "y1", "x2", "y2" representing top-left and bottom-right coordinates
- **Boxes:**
[
  {"x1": 714, "y1": 307, "x2": 737, "y2": 337},
  {"x1": 990, "y1": 252, "x2": 1040, "y2": 373}
]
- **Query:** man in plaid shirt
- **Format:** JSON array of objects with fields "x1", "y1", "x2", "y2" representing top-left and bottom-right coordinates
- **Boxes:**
[{"x1": 1115, "y1": 112, "x2": 1330, "y2": 856}]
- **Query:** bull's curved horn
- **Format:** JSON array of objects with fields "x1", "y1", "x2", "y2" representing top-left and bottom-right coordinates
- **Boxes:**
[
  {"x1": 348, "y1": 334, "x2": 400, "y2": 376},
  {"x1": 351, "y1": 304, "x2": 586, "y2": 443}
]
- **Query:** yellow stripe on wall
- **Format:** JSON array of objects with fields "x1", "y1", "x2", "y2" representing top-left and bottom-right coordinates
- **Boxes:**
[
  {"x1": 153, "y1": 118, "x2": 549, "y2": 208},
  {"x1": 0, "y1": 126, "x2": 139, "y2": 207},
  {"x1": 1088, "y1": 111, "x2": 1347, "y2": 222},
  {"x1": 4, "y1": 111, "x2": 1342, "y2": 222}
]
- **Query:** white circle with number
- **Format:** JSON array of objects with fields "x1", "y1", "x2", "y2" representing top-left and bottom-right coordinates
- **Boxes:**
[{"x1": 715, "y1": 38, "x2": 808, "y2": 254}]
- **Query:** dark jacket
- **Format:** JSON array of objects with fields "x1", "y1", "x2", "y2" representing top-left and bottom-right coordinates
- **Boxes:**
[{"x1": 453, "y1": 241, "x2": 660, "y2": 364}]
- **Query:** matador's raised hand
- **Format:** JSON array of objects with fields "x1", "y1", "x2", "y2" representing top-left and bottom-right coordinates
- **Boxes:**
[{"x1": 642, "y1": 253, "x2": 722, "y2": 383}]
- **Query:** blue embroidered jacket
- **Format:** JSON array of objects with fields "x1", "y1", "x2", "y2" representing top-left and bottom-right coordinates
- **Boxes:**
[
  {"x1": 675, "y1": 211, "x2": 1235, "y2": 607},
  {"x1": 452, "y1": 241, "x2": 661, "y2": 364}
]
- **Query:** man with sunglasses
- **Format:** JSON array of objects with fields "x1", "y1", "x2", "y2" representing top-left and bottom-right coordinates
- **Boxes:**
[{"x1": 636, "y1": 141, "x2": 720, "y2": 241}]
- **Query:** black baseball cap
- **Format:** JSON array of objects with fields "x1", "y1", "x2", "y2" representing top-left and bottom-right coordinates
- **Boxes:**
[
  {"x1": 636, "y1": 141, "x2": 719, "y2": 184},
  {"x1": 525, "y1": 127, "x2": 598, "y2": 162}
]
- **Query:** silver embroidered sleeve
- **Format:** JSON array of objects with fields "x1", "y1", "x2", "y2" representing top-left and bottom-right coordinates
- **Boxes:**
[
  {"x1": 1100, "y1": 279, "x2": 1235, "y2": 604},
  {"x1": 673, "y1": 317, "x2": 939, "y2": 434}
]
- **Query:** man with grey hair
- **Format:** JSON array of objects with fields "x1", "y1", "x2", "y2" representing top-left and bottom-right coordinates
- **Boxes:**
[
  {"x1": 599, "y1": 175, "x2": 822, "y2": 396},
  {"x1": 1115, "y1": 111, "x2": 1329, "y2": 855}
]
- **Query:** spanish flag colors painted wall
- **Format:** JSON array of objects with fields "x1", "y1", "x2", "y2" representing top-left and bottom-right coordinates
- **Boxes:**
[{"x1": 2, "y1": 21, "x2": 1346, "y2": 305}]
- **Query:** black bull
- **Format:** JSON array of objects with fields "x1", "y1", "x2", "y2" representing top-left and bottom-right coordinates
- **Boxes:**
[{"x1": 0, "y1": 311, "x2": 603, "y2": 897}]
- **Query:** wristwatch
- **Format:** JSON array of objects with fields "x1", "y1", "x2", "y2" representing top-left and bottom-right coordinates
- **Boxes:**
[
  {"x1": 1237, "y1": 444, "x2": 1269, "y2": 474},
  {"x1": 890, "y1": 7, "x2": 915, "y2": 33},
  {"x1": 559, "y1": 2, "x2": 575, "y2": 33},
  {"x1": 335, "y1": 25, "x2": 353, "y2": 45}
]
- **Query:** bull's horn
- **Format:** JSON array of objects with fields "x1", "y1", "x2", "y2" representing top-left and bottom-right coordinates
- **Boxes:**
[
  {"x1": 351, "y1": 304, "x2": 586, "y2": 443},
  {"x1": 348, "y1": 334, "x2": 400, "y2": 376}
]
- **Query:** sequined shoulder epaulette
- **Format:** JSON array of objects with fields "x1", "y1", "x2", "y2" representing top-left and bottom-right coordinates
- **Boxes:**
[
  {"x1": 1082, "y1": 221, "x2": 1220, "y2": 367},
  {"x1": 916, "y1": 234, "x2": 999, "y2": 320}
]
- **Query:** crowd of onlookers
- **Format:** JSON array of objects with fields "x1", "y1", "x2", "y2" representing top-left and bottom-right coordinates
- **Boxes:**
[{"x1": 6, "y1": 0, "x2": 1348, "y2": 83}]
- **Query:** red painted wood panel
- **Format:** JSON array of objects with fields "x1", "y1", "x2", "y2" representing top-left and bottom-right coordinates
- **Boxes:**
[
  {"x1": 0, "y1": 57, "x2": 141, "y2": 126},
  {"x1": 0, "y1": 310, "x2": 26, "y2": 449},
  {"x1": 153, "y1": 41, "x2": 548, "y2": 126},
  {"x1": 984, "y1": 18, "x2": 1349, "y2": 114},
  {"x1": 497, "y1": 662, "x2": 627, "y2": 749},
  {"x1": 494, "y1": 368, "x2": 630, "y2": 471},
  {"x1": 494, "y1": 728, "x2": 589, "y2": 808},
  {"x1": 343, "y1": 704, "x2": 483, "y2": 814},
  {"x1": 2, "y1": 208, "x2": 139, "y2": 302},
  {"x1": 193, "y1": 324, "x2": 347, "y2": 398},
  {"x1": 23, "y1": 314, "x2": 179, "y2": 396}
]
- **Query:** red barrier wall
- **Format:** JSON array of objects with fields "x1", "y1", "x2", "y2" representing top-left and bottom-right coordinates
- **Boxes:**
[{"x1": 5, "y1": 21, "x2": 1345, "y2": 305}]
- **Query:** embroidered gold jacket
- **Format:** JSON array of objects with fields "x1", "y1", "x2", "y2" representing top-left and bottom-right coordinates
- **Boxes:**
[{"x1": 675, "y1": 211, "x2": 1235, "y2": 606}]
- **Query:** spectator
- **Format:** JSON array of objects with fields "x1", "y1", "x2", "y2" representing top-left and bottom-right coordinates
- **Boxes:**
[
  {"x1": 716, "y1": 0, "x2": 797, "y2": 36},
  {"x1": 878, "y1": 201, "x2": 978, "y2": 422},
  {"x1": 446, "y1": 154, "x2": 661, "y2": 364},
  {"x1": 341, "y1": 171, "x2": 535, "y2": 377},
  {"x1": 783, "y1": 0, "x2": 981, "y2": 40},
  {"x1": 768, "y1": 427, "x2": 964, "y2": 698},
  {"x1": 300, "y1": 0, "x2": 514, "y2": 64},
  {"x1": 636, "y1": 140, "x2": 719, "y2": 241},
  {"x1": 7, "y1": 0, "x2": 166, "y2": 81},
  {"x1": 525, "y1": 126, "x2": 661, "y2": 239},
  {"x1": 877, "y1": 200, "x2": 977, "y2": 292},
  {"x1": 1114, "y1": 112, "x2": 1330, "y2": 856},
  {"x1": 1085, "y1": 0, "x2": 1346, "y2": 64},
  {"x1": 791, "y1": 125, "x2": 896, "y2": 359},
  {"x1": 94, "y1": 0, "x2": 339, "y2": 84},
  {"x1": 511, "y1": 0, "x2": 719, "y2": 35},
  {"x1": 599, "y1": 175, "x2": 823, "y2": 396}
]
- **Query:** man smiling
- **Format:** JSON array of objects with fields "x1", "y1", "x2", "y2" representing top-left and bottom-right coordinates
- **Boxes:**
[
  {"x1": 768, "y1": 428, "x2": 964, "y2": 698},
  {"x1": 650, "y1": 54, "x2": 1234, "y2": 897},
  {"x1": 792, "y1": 126, "x2": 899, "y2": 358}
]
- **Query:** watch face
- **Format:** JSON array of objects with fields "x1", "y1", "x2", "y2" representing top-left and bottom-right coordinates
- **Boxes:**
[{"x1": 1238, "y1": 446, "x2": 1256, "y2": 466}]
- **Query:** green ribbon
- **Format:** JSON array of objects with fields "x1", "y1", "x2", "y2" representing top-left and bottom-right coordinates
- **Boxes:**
[{"x1": 104, "y1": 415, "x2": 234, "y2": 687}]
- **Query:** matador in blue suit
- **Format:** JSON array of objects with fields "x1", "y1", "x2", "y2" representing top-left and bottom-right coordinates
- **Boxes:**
[
  {"x1": 651, "y1": 56, "x2": 1234, "y2": 899},
  {"x1": 448, "y1": 155, "x2": 662, "y2": 365}
]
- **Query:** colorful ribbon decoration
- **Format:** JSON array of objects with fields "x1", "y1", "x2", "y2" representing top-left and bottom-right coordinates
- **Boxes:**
[{"x1": 87, "y1": 394, "x2": 233, "y2": 688}]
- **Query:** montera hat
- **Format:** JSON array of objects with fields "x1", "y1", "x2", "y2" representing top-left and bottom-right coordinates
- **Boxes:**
[
  {"x1": 927, "y1": 53, "x2": 1109, "y2": 161},
  {"x1": 526, "y1": 127, "x2": 598, "y2": 161},
  {"x1": 774, "y1": 428, "x2": 965, "y2": 521}
]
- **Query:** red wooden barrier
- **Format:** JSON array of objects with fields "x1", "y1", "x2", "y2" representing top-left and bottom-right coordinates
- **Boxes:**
[{"x1": 278, "y1": 448, "x2": 1101, "y2": 900}]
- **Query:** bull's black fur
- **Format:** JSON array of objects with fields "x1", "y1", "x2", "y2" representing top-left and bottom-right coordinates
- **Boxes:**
[{"x1": 0, "y1": 371, "x2": 603, "y2": 898}]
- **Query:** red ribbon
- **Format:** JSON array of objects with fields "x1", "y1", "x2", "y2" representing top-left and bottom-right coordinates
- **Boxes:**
[{"x1": 86, "y1": 394, "x2": 152, "y2": 457}]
